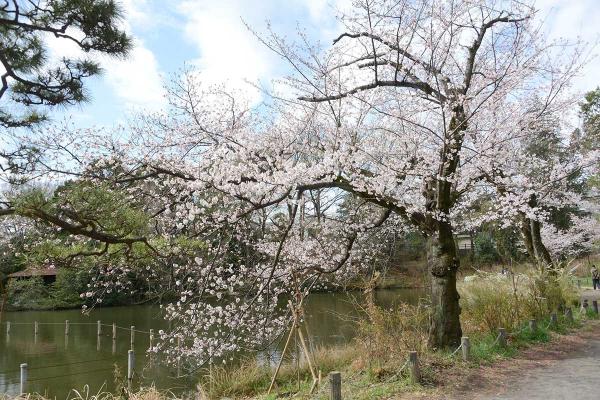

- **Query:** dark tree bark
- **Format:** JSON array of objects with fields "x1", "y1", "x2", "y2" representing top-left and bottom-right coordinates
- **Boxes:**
[{"x1": 427, "y1": 222, "x2": 462, "y2": 348}]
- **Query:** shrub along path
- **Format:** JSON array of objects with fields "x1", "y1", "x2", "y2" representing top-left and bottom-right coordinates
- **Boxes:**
[{"x1": 447, "y1": 321, "x2": 600, "y2": 400}]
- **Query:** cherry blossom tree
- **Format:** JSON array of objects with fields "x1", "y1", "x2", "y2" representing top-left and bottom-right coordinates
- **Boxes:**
[{"x1": 0, "y1": 0, "x2": 592, "y2": 360}]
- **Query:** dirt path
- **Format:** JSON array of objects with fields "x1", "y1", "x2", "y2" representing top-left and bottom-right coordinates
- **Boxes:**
[
  {"x1": 471, "y1": 338, "x2": 600, "y2": 400},
  {"x1": 455, "y1": 321, "x2": 600, "y2": 400},
  {"x1": 392, "y1": 321, "x2": 600, "y2": 400}
]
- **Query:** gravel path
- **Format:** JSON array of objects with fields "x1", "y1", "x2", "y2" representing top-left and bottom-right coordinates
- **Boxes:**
[{"x1": 473, "y1": 327, "x2": 600, "y2": 400}]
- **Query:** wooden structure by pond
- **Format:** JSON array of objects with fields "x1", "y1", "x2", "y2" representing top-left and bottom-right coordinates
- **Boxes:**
[{"x1": 7, "y1": 267, "x2": 58, "y2": 285}]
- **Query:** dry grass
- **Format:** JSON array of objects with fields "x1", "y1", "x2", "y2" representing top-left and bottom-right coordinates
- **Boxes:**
[{"x1": 459, "y1": 269, "x2": 578, "y2": 334}]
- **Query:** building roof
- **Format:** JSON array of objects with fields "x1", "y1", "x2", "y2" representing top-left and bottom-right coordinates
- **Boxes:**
[{"x1": 8, "y1": 267, "x2": 58, "y2": 278}]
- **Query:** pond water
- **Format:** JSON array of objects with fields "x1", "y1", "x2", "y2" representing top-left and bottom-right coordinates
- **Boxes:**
[{"x1": 0, "y1": 288, "x2": 425, "y2": 398}]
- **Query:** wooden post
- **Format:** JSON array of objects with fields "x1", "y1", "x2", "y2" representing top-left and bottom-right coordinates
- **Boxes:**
[
  {"x1": 592, "y1": 300, "x2": 598, "y2": 315},
  {"x1": 565, "y1": 307, "x2": 574, "y2": 323},
  {"x1": 550, "y1": 312, "x2": 558, "y2": 328},
  {"x1": 408, "y1": 351, "x2": 420, "y2": 384},
  {"x1": 498, "y1": 328, "x2": 507, "y2": 347},
  {"x1": 329, "y1": 371, "x2": 341, "y2": 400},
  {"x1": 20, "y1": 363, "x2": 27, "y2": 394},
  {"x1": 177, "y1": 336, "x2": 181, "y2": 378},
  {"x1": 149, "y1": 329, "x2": 154, "y2": 350},
  {"x1": 65, "y1": 320, "x2": 70, "y2": 336},
  {"x1": 127, "y1": 349, "x2": 135, "y2": 389},
  {"x1": 112, "y1": 338, "x2": 116, "y2": 355},
  {"x1": 112, "y1": 323, "x2": 117, "y2": 340},
  {"x1": 130, "y1": 326, "x2": 135, "y2": 349},
  {"x1": 97, "y1": 320, "x2": 102, "y2": 336},
  {"x1": 461, "y1": 337, "x2": 470, "y2": 361},
  {"x1": 582, "y1": 299, "x2": 589, "y2": 313},
  {"x1": 529, "y1": 319, "x2": 537, "y2": 332},
  {"x1": 6, "y1": 321, "x2": 10, "y2": 334},
  {"x1": 34, "y1": 321, "x2": 38, "y2": 335}
]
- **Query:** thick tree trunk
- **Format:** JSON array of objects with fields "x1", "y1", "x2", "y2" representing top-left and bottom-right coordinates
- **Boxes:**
[
  {"x1": 519, "y1": 214, "x2": 535, "y2": 259},
  {"x1": 424, "y1": 105, "x2": 465, "y2": 349},
  {"x1": 427, "y1": 222, "x2": 462, "y2": 349},
  {"x1": 530, "y1": 218, "x2": 552, "y2": 266},
  {"x1": 518, "y1": 210, "x2": 552, "y2": 266}
]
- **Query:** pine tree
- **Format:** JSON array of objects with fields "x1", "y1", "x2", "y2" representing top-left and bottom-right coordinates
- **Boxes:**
[{"x1": 0, "y1": 0, "x2": 132, "y2": 128}]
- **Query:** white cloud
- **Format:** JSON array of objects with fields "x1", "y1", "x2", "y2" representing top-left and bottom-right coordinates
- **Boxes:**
[
  {"x1": 535, "y1": 0, "x2": 600, "y2": 92},
  {"x1": 42, "y1": 4, "x2": 166, "y2": 111},
  {"x1": 100, "y1": 40, "x2": 166, "y2": 110},
  {"x1": 176, "y1": 0, "x2": 276, "y2": 103}
]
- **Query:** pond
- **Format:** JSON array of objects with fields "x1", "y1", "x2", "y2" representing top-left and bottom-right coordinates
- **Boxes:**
[{"x1": 0, "y1": 288, "x2": 425, "y2": 398}]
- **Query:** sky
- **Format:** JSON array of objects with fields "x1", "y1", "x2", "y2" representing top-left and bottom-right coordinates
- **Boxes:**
[{"x1": 50, "y1": 0, "x2": 600, "y2": 128}]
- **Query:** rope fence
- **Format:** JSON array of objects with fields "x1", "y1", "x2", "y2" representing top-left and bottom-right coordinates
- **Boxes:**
[{"x1": 2, "y1": 320, "x2": 153, "y2": 334}]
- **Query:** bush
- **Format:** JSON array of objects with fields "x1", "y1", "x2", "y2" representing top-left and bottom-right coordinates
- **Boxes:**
[
  {"x1": 7, "y1": 276, "x2": 52, "y2": 309},
  {"x1": 473, "y1": 232, "x2": 500, "y2": 264},
  {"x1": 50, "y1": 268, "x2": 89, "y2": 308}
]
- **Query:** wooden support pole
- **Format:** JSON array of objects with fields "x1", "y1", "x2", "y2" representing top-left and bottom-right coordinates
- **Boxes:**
[
  {"x1": 20, "y1": 363, "x2": 27, "y2": 394},
  {"x1": 267, "y1": 323, "x2": 296, "y2": 394},
  {"x1": 461, "y1": 337, "x2": 470, "y2": 361},
  {"x1": 498, "y1": 328, "x2": 507, "y2": 347},
  {"x1": 6, "y1": 321, "x2": 10, "y2": 334},
  {"x1": 329, "y1": 371, "x2": 342, "y2": 400},
  {"x1": 97, "y1": 320, "x2": 102, "y2": 336},
  {"x1": 65, "y1": 320, "x2": 70, "y2": 336},
  {"x1": 408, "y1": 351, "x2": 420, "y2": 384},
  {"x1": 593, "y1": 300, "x2": 598, "y2": 315},
  {"x1": 34, "y1": 321, "x2": 38, "y2": 335},
  {"x1": 130, "y1": 326, "x2": 135, "y2": 349},
  {"x1": 112, "y1": 323, "x2": 117, "y2": 340},
  {"x1": 529, "y1": 319, "x2": 537, "y2": 332},
  {"x1": 149, "y1": 329, "x2": 154, "y2": 350}
]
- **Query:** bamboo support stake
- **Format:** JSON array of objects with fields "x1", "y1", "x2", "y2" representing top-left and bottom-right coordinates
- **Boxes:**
[
  {"x1": 130, "y1": 326, "x2": 135, "y2": 349},
  {"x1": 97, "y1": 320, "x2": 102, "y2": 336},
  {"x1": 267, "y1": 321, "x2": 296, "y2": 394},
  {"x1": 112, "y1": 323, "x2": 117, "y2": 340},
  {"x1": 65, "y1": 320, "x2": 70, "y2": 336}
]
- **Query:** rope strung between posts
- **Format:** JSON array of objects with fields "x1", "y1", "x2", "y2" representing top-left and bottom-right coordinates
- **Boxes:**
[
  {"x1": 28, "y1": 356, "x2": 116, "y2": 370},
  {"x1": 2, "y1": 356, "x2": 117, "y2": 374},
  {"x1": 491, "y1": 331, "x2": 503, "y2": 346},
  {"x1": 448, "y1": 342, "x2": 463, "y2": 357},
  {"x1": 1, "y1": 321, "x2": 153, "y2": 334},
  {"x1": 28, "y1": 366, "x2": 115, "y2": 382}
]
